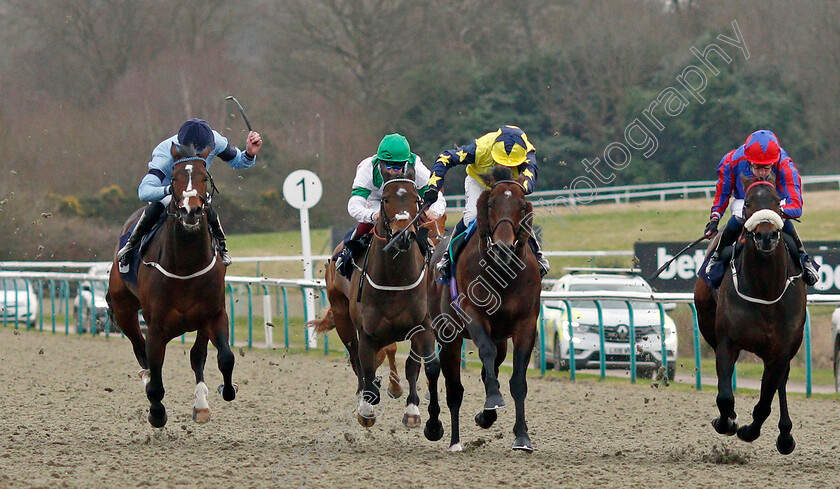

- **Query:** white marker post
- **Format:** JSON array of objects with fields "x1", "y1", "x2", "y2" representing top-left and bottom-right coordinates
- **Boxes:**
[{"x1": 282, "y1": 170, "x2": 323, "y2": 349}]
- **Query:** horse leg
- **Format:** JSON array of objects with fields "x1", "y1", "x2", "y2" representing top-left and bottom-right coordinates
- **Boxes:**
[
  {"x1": 737, "y1": 359, "x2": 788, "y2": 443},
  {"x1": 510, "y1": 327, "x2": 536, "y2": 452},
  {"x1": 356, "y1": 331, "x2": 379, "y2": 427},
  {"x1": 145, "y1": 333, "x2": 168, "y2": 428},
  {"x1": 190, "y1": 332, "x2": 211, "y2": 423},
  {"x1": 437, "y1": 339, "x2": 463, "y2": 451},
  {"x1": 403, "y1": 328, "x2": 437, "y2": 428},
  {"x1": 465, "y1": 322, "x2": 505, "y2": 412},
  {"x1": 776, "y1": 366, "x2": 796, "y2": 454},
  {"x1": 209, "y1": 314, "x2": 237, "y2": 402},
  {"x1": 476, "y1": 340, "x2": 507, "y2": 429},
  {"x1": 107, "y1": 292, "x2": 148, "y2": 379},
  {"x1": 332, "y1": 303, "x2": 363, "y2": 395},
  {"x1": 385, "y1": 344, "x2": 403, "y2": 399},
  {"x1": 417, "y1": 327, "x2": 443, "y2": 441},
  {"x1": 711, "y1": 338, "x2": 739, "y2": 436}
]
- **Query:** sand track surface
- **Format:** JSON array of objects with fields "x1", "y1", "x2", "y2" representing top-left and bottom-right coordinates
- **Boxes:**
[{"x1": 2, "y1": 328, "x2": 840, "y2": 488}]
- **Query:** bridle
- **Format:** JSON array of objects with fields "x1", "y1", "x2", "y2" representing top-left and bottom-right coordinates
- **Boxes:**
[
  {"x1": 743, "y1": 181, "x2": 781, "y2": 252},
  {"x1": 377, "y1": 178, "x2": 422, "y2": 243},
  {"x1": 167, "y1": 157, "x2": 212, "y2": 221},
  {"x1": 484, "y1": 180, "x2": 527, "y2": 249}
]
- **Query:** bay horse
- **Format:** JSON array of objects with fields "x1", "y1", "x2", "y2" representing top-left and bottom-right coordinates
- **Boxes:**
[
  {"x1": 107, "y1": 143, "x2": 236, "y2": 428},
  {"x1": 694, "y1": 174, "x2": 807, "y2": 454},
  {"x1": 425, "y1": 166, "x2": 541, "y2": 452},
  {"x1": 310, "y1": 164, "x2": 440, "y2": 428}
]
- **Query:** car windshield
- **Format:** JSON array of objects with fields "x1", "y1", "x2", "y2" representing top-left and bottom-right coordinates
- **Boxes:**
[
  {"x1": 0, "y1": 278, "x2": 30, "y2": 292},
  {"x1": 568, "y1": 282, "x2": 657, "y2": 310}
]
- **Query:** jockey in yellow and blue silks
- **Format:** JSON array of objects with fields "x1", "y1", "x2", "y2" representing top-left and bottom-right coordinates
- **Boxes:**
[
  {"x1": 423, "y1": 125, "x2": 550, "y2": 278},
  {"x1": 117, "y1": 118, "x2": 262, "y2": 269},
  {"x1": 703, "y1": 129, "x2": 819, "y2": 286}
]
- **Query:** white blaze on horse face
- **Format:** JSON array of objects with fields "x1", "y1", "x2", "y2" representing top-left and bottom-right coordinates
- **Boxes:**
[
  {"x1": 504, "y1": 190, "x2": 512, "y2": 198},
  {"x1": 394, "y1": 211, "x2": 411, "y2": 221},
  {"x1": 396, "y1": 187, "x2": 408, "y2": 197},
  {"x1": 180, "y1": 164, "x2": 199, "y2": 213},
  {"x1": 194, "y1": 382, "x2": 210, "y2": 410}
]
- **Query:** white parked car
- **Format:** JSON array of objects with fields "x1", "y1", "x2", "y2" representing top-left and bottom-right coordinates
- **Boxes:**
[
  {"x1": 0, "y1": 278, "x2": 39, "y2": 328},
  {"x1": 72, "y1": 263, "x2": 116, "y2": 333},
  {"x1": 542, "y1": 272, "x2": 678, "y2": 378}
]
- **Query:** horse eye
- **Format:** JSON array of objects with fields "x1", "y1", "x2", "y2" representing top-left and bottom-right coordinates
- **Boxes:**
[{"x1": 382, "y1": 198, "x2": 389, "y2": 204}]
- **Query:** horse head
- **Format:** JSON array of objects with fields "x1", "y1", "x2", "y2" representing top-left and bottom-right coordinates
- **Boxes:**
[
  {"x1": 379, "y1": 165, "x2": 422, "y2": 252},
  {"x1": 477, "y1": 166, "x2": 532, "y2": 266},
  {"x1": 741, "y1": 173, "x2": 783, "y2": 254},
  {"x1": 169, "y1": 143, "x2": 211, "y2": 231}
]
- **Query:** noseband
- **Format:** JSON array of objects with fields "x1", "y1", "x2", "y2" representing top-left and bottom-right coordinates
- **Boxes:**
[{"x1": 168, "y1": 157, "x2": 211, "y2": 221}]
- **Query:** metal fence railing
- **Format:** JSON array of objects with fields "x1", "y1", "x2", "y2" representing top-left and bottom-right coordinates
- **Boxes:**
[{"x1": 2, "y1": 271, "x2": 839, "y2": 397}]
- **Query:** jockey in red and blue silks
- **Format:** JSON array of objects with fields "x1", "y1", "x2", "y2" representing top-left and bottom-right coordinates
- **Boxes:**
[{"x1": 703, "y1": 129, "x2": 819, "y2": 286}]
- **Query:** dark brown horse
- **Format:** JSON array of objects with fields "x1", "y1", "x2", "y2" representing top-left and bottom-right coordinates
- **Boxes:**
[
  {"x1": 425, "y1": 166, "x2": 541, "y2": 452},
  {"x1": 694, "y1": 175, "x2": 807, "y2": 454},
  {"x1": 107, "y1": 143, "x2": 235, "y2": 428},
  {"x1": 311, "y1": 164, "x2": 439, "y2": 428}
]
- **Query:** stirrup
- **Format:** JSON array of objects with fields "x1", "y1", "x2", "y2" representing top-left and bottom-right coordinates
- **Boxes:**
[
  {"x1": 705, "y1": 251, "x2": 721, "y2": 275},
  {"x1": 117, "y1": 243, "x2": 135, "y2": 269},
  {"x1": 803, "y1": 259, "x2": 819, "y2": 286},
  {"x1": 436, "y1": 254, "x2": 451, "y2": 280},
  {"x1": 537, "y1": 255, "x2": 550, "y2": 278}
]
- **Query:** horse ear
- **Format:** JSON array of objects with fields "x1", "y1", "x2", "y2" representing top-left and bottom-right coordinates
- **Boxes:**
[
  {"x1": 170, "y1": 142, "x2": 181, "y2": 159},
  {"x1": 478, "y1": 172, "x2": 495, "y2": 188},
  {"x1": 199, "y1": 146, "x2": 211, "y2": 160},
  {"x1": 740, "y1": 173, "x2": 753, "y2": 191},
  {"x1": 403, "y1": 164, "x2": 415, "y2": 181},
  {"x1": 378, "y1": 161, "x2": 392, "y2": 182},
  {"x1": 766, "y1": 171, "x2": 776, "y2": 186}
]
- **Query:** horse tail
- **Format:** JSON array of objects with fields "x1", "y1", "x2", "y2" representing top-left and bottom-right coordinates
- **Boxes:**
[{"x1": 309, "y1": 306, "x2": 335, "y2": 334}]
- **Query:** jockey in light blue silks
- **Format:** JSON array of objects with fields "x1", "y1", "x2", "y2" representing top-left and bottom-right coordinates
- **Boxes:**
[
  {"x1": 117, "y1": 118, "x2": 263, "y2": 268},
  {"x1": 333, "y1": 133, "x2": 447, "y2": 279},
  {"x1": 703, "y1": 129, "x2": 819, "y2": 287}
]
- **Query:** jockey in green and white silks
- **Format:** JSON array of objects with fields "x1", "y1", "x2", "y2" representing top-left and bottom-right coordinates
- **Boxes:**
[{"x1": 334, "y1": 133, "x2": 446, "y2": 279}]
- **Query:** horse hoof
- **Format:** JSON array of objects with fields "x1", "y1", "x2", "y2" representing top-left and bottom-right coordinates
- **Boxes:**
[
  {"x1": 387, "y1": 385, "x2": 403, "y2": 399},
  {"x1": 357, "y1": 414, "x2": 376, "y2": 428},
  {"x1": 424, "y1": 419, "x2": 444, "y2": 441},
  {"x1": 192, "y1": 407, "x2": 211, "y2": 423},
  {"x1": 777, "y1": 435, "x2": 796, "y2": 455},
  {"x1": 403, "y1": 413, "x2": 421, "y2": 428},
  {"x1": 483, "y1": 394, "x2": 506, "y2": 411},
  {"x1": 512, "y1": 436, "x2": 534, "y2": 453},
  {"x1": 217, "y1": 383, "x2": 238, "y2": 402},
  {"x1": 148, "y1": 409, "x2": 167, "y2": 428},
  {"x1": 736, "y1": 425, "x2": 759, "y2": 443},
  {"x1": 475, "y1": 410, "x2": 498, "y2": 429},
  {"x1": 448, "y1": 443, "x2": 463, "y2": 453},
  {"x1": 712, "y1": 417, "x2": 737, "y2": 436}
]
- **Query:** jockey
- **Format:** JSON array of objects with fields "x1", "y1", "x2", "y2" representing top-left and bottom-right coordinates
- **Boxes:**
[
  {"x1": 333, "y1": 133, "x2": 447, "y2": 279},
  {"x1": 704, "y1": 129, "x2": 819, "y2": 286},
  {"x1": 425, "y1": 125, "x2": 550, "y2": 278},
  {"x1": 117, "y1": 118, "x2": 262, "y2": 268}
]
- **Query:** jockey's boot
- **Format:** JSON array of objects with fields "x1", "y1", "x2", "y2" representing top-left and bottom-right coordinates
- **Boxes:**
[
  {"x1": 335, "y1": 228, "x2": 365, "y2": 279},
  {"x1": 436, "y1": 219, "x2": 468, "y2": 281},
  {"x1": 117, "y1": 202, "x2": 165, "y2": 271},
  {"x1": 705, "y1": 222, "x2": 740, "y2": 275},
  {"x1": 206, "y1": 206, "x2": 232, "y2": 266},
  {"x1": 529, "y1": 237, "x2": 551, "y2": 278},
  {"x1": 787, "y1": 224, "x2": 819, "y2": 286}
]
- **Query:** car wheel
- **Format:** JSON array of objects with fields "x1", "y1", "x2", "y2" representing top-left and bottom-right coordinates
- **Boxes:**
[
  {"x1": 81, "y1": 308, "x2": 92, "y2": 333},
  {"x1": 636, "y1": 366, "x2": 654, "y2": 379},
  {"x1": 667, "y1": 362, "x2": 676, "y2": 380}
]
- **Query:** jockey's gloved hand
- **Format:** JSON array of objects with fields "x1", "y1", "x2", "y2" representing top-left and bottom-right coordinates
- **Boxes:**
[
  {"x1": 704, "y1": 217, "x2": 719, "y2": 238},
  {"x1": 423, "y1": 189, "x2": 439, "y2": 206},
  {"x1": 164, "y1": 184, "x2": 173, "y2": 197}
]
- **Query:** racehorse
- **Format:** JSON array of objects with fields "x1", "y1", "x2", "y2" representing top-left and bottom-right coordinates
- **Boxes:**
[
  {"x1": 311, "y1": 164, "x2": 440, "y2": 428},
  {"x1": 425, "y1": 166, "x2": 541, "y2": 452},
  {"x1": 107, "y1": 143, "x2": 236, "y2": 428},
  {"x1": 694, "y1": 174, "x2": 807, "y2": 454}
]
